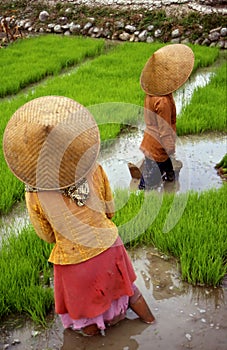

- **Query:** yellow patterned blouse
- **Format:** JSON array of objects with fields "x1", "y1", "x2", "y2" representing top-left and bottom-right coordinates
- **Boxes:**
[{"x1": 25, "y1": 163, "x2": 119, "y2": 265}]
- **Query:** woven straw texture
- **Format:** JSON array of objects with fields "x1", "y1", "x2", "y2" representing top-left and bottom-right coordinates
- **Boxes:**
[
  {"x1": 3, "y1": 96, "x2": 100, "y2": 189},
  {"x1": 140, "y1": 44, "x2": 194, "y2": 96}
]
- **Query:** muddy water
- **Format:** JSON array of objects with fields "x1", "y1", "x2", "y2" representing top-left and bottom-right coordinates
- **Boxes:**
[
  {"x1": 98, "y1": 68, "x2": 226, "y2": 193},
  {"x1": 99, "y1": 131, "x2": 226, "y2": 193},
  {"x1": 0, "y1": 247, "x2": 226, "y2": 350},
  {"x1": 1, "y1": 66, "x2": 227, "y2": 349},
  {"x1": 1, "y1": 129, "x2": 226, "y2": 349},
  {"x1": 0, "y1": 201, "x2": 29, "y2": 237},
  {"x1": 0, "y1": 131, "x2": 225, "y2": 238}
]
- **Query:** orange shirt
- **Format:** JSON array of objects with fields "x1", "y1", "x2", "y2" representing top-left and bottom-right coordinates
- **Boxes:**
[
  {"x1": 25, "y1": 164, "x2": 118, "y2": 265},
  {"x1": 140, "y1": 93, "x2": 176, "y2": 162}
]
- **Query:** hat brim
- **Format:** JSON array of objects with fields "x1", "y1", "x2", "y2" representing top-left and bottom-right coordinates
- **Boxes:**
[
  {"x1": 3, "y1": 96, "x2": 100, "y2": 190},
  {"x1": 140, "y1": 44, "x2": 195, "y2": 96}
]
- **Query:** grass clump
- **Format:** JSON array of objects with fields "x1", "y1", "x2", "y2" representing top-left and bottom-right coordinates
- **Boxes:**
[
  {"x1": 0, "y1": 39, "x2": 223, "y2": 214},
  {"x1": 0, "y1": 225, "x2": 53, "y2": 325},
  {"x1": 0, "y1": 185, "x2": 226, "y2": 324},
  {"x1": 177, "y1": 61, "x2": 227, "y2": 135},
  {"x1": 113, "y1": 185, "x2": 227, "y2": 286},
  {"x1": 0, "y1": 35, "x2": 105, "y2": 98}
]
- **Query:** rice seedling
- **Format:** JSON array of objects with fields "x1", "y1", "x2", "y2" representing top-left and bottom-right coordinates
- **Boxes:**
[
  {"x1": 189, "y1": 43, "x2": 220, "y2": 70},
  {"x1": 0, "y1": 40, "x2": 224, "y2": 213},
  {"x1": 112, "y1": 185, "x2": 227, "y2": 286},
  {"x1": 0, "y1": 184, "x2": 226, "y2": 323},
  {"x1": 177, "y1": 61, "x2": 227, "y2": 135},
  {"x1": 0, "y1": 35, "x2": 105, "y2": 98},
  {"x1": 0, "y1": 225, "x2": 53, "y2": 324}
]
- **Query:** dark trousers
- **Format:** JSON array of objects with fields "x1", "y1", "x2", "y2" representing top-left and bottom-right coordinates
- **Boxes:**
[{"x1": 139, "y1": 157, "x2": 175, "y2": 190}]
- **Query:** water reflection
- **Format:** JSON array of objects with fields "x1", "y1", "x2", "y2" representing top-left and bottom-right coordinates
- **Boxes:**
[
  {"x1": 61, "y1": 321, "x2": 146, "y2": 350},
  {"x1": 99, "y1": 132, "x2": 226, "y2": 193},
  {"x1": 98, "y1": 67, "x2": 225, "y2": 193},
  {"x1": 175, "y1": 133, "x2": 226, "y2": 193},
  {"x1": 0, "y1": 201, "x2": 30, "y2": 241},
  {"x1": 174, "y1": 71, "x2": 214, "y2": 114},
  {"x1": 130, "y1": 247, "x2": 226, "y2": 308}
]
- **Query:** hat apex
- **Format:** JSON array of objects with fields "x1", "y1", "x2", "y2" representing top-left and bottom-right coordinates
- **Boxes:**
[
  {"x1": 3, "y1": 96, "x2": 100, "y2": 190},
  {"x1": 140, "y1": 44, "x2": 195, "y2": 96}
]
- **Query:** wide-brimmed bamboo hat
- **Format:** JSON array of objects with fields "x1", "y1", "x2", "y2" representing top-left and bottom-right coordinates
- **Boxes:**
[
  {"x1": 3, "y1": 96, "x2": 100, "y2": 190},
  {"x1": 140, "y1": 44, "x2": 194, "y2": 96}
]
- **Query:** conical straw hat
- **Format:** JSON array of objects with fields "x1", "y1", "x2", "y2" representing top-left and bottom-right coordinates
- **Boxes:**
[
  {"x1": 140, "y1": 44, "x2": 194, "y2": 96},
  {"x1": 3, "y1": 96, "x2": 100, "y2": 190}
]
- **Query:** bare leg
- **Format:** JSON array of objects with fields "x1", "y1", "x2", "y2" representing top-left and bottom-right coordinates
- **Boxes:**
[
  {"x1": 129, "y1": 295, "x2": 155, "y2": 324},
  {"x1": 106, "y1": 312, "x2": 126, "y2": 327},
  {"x1": 129, "y1": 285, "x2": 155, "y2": 324},
  {"x1": 82, "y1": 324, "x2": 100, "y2": 336}
]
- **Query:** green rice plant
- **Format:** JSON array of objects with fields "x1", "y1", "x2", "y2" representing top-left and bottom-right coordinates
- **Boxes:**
[
  {"x1": 23, "y1": 286, "x2": 54, "y2": 325},
  {"x1": 0, "y1": 185, "x2": 226, "y2": 323},
  {"x1": 7, "y1": 41, "x2": 163, "y2": 107},
  {"x1": 7, "y1": 42, "x2": 218, "y2": 107},
  {"x1": 113, "y1": 185, "x2": 227, "y2": 286},
  {"x1": 0, "y1": 39, "x2": 223, "y2": 214},
  {"x1": 159, "y1": 187, "x2": 226, "y2": 285},
  {"x1": 177, "y1": 61, "x2": 227, "y2": 135},
  {"x1": 180, "y1": 249, "x2": 225, "y2": 286},
  {"x1": 113, "y1": 189, "x2": 163, "y2": 246},
  {"x1": 0, "y1": 225, "x2": 53, "y2": 324},
  {"x1": 0, "y1": 35, "x2": 105, "y2": 97},
  {"x1": 0, "y1": 170, "x2": 24, "y2": 214},
  {"x1": 189, "y1": 43, "x2": 220, "y2": 70}
]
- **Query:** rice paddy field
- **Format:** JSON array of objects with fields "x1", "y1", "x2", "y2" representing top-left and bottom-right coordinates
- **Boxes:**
[{"x1": 0, "y1": 35, "x2": 226, "y2": 324}]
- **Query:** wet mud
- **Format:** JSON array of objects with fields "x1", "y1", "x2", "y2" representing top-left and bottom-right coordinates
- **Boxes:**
[
  {"x1": 1, "y1": 65, "x2": 226, "y2": 349},
  {"x1": 1, "y1": 130, "x2": 226, "y2": 350},
  {"x1": 1, "y1": 134, "x2": 226, "y2": 349},
  {"x1": 0, "y1": 247, "x2": 226, "y2": 350}
]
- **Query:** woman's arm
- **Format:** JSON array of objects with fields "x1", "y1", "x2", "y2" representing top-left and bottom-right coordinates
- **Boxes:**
[
  {"x1": 154, "y1": 96, "x2": 176, "y2": 156},
  {"x1": 25, "y1": 192, "x2": 56, "y2": 244},
  {"x1": 99, "y1": 165, "x2": 115, "y2": 219}
]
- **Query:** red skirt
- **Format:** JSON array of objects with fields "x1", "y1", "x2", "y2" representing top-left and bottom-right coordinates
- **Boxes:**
[{"x1": 54, "y1": 236, "x2": 137, "y2": 320}]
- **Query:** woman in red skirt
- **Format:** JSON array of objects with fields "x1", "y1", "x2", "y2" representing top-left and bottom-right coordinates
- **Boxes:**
[{"x1": 3, "y1": 96, "x2": 155, "y2": 336}]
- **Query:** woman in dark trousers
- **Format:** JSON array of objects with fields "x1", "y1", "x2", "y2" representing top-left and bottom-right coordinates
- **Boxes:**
[{"x1": 139, "y1": 44, "x2": 194, "y2": 190}]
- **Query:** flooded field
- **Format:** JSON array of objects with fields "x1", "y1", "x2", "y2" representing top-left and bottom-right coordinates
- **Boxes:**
[
  {"x1": 1, "y1": 130, "x2": 225, "y2": 239},
  {"x1": 99, "y1": 66, "x2": 226, "y2": 194},
  {"x1": 0, "y1": 64, "x2": 226, "y2": 350},
  {"x1": 100, "y1": 130, "x2": 226, "y2": 194},
  {"x1": 0, "y1": 247, "x2": 226, "y2": 350}
]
